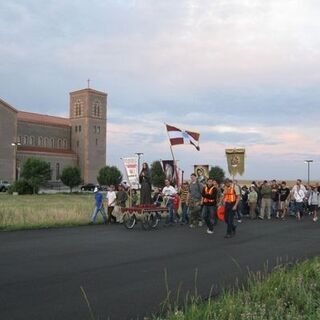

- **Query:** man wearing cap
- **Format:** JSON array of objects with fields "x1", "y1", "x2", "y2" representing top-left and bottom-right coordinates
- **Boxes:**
[
  {"x1": 223, "y1": 179, "x2": 240, "y2": 238},
  {"x1": 90, "y1": 186, "x2": 108, "y2": 224}
]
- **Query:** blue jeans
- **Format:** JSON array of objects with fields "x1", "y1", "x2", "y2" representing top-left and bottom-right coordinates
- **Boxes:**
[
  {"x1": 166, "y1": 199, "x2": 175, "y2": 224},
  {"x1": 181, "y1": 202, "x2": 189, "y2": 223},
  {"x1": 236, "y1": 201, "x2": 243, "y2": 220},
  {"x1": 91, "y1": 205, "x2": 107, "y2": 223},
  {"x1": 225, "y1": 202, "x2": 236, "y2": 235},
  {"x1": 271, "y1": 200, "x2": 278, "y2": 217},
  {"x1": 203, "y1": 205, "x2": 216, "y2": 231}
]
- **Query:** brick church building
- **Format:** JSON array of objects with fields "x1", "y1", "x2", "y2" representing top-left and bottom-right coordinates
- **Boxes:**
[{"x1": 0, "y1": 87, "x2": 107, "y2": 184}]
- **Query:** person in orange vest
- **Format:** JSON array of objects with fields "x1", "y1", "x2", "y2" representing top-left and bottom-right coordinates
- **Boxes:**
[
  {"x1": 201, "y1": 178, "x2": 218, "y2": 234},
  {"x1": 223, "y1": 178, "x2": 240, "y2": 238}
]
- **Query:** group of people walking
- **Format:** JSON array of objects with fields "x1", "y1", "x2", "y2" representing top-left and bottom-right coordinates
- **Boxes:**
[
  {"x1": 238, "y1": 179, "x2": 319, "y2": 222},
  {"x1": 90, "y1": 161, "x2": 319, "y2": 238},
  {"x1": 90, "y1": 184, "x2": 129, "y2": 224},
  {"x1": 157, "y1": 174, "x2": 240, "y2": 238}
]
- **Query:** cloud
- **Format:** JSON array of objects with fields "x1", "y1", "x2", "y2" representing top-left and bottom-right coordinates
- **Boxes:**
[{"x1": 1, "y1": 0, "x2": 320, "y2": 179}]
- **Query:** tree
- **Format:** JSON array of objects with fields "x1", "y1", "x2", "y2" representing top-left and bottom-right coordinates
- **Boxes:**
[
  {"x1": 150, "y1": 161, "x2": 166, "y2": 188},
  {"x1": 209, "y1": 166, "x2": 225, "y2": 184},
  {"x1": 20, "y1": 158, "x2": 51, "y2": 194},
  {"x1": 97, "y1": 166, "x2": 122, "y2": 186},
  {"x1": 60, "y1": 166, "x2": 82, "y2": 192}
]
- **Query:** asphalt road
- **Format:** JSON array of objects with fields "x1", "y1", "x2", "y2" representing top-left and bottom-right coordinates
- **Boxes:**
[{"x1": 0, "y1": 217, "x2": 319, "y2": 320}]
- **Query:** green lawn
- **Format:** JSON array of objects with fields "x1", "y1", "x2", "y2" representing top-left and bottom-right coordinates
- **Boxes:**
[
  {"x1": 0, "y1": 193, "x2": 97, "y2": 230},
  {"x1": 154, "y1": 258, "x2": 320, "y2": 320}
]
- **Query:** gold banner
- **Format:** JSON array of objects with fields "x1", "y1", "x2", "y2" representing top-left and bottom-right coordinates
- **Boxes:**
[{"x1": 225, "y1": 148, "x2": 245, "y2": 177}]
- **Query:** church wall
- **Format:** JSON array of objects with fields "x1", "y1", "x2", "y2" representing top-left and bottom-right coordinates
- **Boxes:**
[
  {"x1": 0, "y1": 103, "x2": 17, "y2": 182},
  {"x1": 17, "y1": 121, "x2": 71, "y2": 149},
  {"x1": 17, "y1": 151, "x2": 77, "y2": 182}
]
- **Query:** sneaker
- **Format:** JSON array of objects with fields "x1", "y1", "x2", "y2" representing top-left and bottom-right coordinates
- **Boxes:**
[
  {"x1": 313, "y1": 217, "x2": 318, "y2": 222},
  {"x1": 237, "y1": 219, "x2": 242, "y2": 223},
  {"x1": 189, "y1": 224, "x2": 195, "y2": 228},
  {"x1": 198, "y1": 221, "x2": 203, "y2": 227},
  {"x1": 207, "y1": 229, "x2": 214, "y2": 234},
  {"x1": 258, "y1": 216, "x2": 264, "y2": 220},
  {"x1": 224, "y1": 234, "x2": 232, "y2": 239}
]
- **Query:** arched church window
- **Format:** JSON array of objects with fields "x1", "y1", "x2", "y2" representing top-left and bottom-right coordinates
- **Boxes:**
[
  {"x1": 93, "y1": 100, "x2": 101, "y2": 117},
  {"x1": 74, "y1": 99, "x2": 82, "y2": 117}
]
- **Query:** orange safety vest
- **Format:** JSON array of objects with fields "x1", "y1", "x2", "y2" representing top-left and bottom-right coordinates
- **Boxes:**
[
  {"x1": 224, "y1": 186, "x2": 236, "y2": 203},
  {"x1": 203, "y1": 186, "x2": 215, "y2": 204}
]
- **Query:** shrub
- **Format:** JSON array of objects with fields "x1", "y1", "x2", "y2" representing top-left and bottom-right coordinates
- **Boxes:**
[{"x1": 8, "y1": 180, "x2": 35, "y2": 195}]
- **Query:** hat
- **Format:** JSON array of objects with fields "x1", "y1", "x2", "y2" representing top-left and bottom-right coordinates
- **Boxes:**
[
  {"x1": 224, "y1": 178, "x2": 232, "y2": 183},
  {"x1": 94, "y1": 187, "x2": 99, "y2": 193}
]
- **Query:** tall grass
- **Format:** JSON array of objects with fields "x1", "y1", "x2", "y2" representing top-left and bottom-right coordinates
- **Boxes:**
[
  {"x1": 154, "y1": 258, "x2": 320, "y2": 320},
  {"x1": 0, "y1": 194, "x2": 96, "y2": 230}
]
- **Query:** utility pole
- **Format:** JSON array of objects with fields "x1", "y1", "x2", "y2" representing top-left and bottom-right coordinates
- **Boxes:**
[{"x1": 304, "y1": 160, "x2": 313, "y2": 185}]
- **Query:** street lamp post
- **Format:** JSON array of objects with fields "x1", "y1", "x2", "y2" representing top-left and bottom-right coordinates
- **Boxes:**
[
  {"x1": 304, "y1": 160, "x2": 313, "y2": 185},
  {"x1": 11, "y1": 142, "x2": 21, "y2": 181}
]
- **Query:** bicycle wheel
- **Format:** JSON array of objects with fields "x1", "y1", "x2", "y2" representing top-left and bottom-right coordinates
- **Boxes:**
[
  {"x1": 123, "y1": 213, "x2": 136, "y2": 229},
  {"x1": 148, "y1": 211, "x2": 161, "y2": 229}
]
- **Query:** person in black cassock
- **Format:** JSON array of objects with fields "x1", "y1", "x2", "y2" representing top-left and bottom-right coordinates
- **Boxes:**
[{"x1": 139, "y1": 162, "x2": 152, "y2": 204}]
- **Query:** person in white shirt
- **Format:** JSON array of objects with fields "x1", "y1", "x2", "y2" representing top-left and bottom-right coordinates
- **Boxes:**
[
  {"x1": 162, "y1": 179, "x2": 177, "y2": 225},
  {"x1": 291, "y1": 179, "x2": 306, "y2": 221},
  {"x1": 106, "y1": 185, "x2": 117, "y2": 223},
  {"x1": 308, "y1": 185, "x2": 319, "y2": 222}
]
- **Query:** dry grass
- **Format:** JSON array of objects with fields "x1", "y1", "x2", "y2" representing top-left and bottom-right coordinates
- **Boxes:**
[{"x1": 0, "y1": 193, "x2": 96, "y2": 230}]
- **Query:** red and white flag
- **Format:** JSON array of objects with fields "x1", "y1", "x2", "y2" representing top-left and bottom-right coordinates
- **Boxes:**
[{"x1": 166, "y1": 124, "x2": 200, "y2": 151}]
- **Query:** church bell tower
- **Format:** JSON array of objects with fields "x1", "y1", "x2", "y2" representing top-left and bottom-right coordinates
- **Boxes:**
[{"x1": 69, "y1": 87, "x2": 107, "y2": 183}]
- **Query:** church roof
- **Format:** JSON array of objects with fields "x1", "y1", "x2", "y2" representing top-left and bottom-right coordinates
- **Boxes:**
[
  {"x1": 0, "y1": 97, "x2": 18, "y2": 113},
  {"x1": 18, "y1": 111, "x2": 70, "y2": 127},
  {"x1": 70, "y1": 88, "x2": 107, "y2": 96}
]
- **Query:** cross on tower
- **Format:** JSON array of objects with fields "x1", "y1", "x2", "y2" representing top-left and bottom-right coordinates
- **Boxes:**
[{"x1": 87, "y1": 79, "x2": 90, "y2": 88}]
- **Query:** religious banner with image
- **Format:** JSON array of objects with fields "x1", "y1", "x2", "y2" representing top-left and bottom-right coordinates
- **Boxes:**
[
  {"x1": 122, "y1": 156, "x2": 139, "y2": 189},
  {"x1": 194, "y1": 165, "x2": 209, "y2": 183},
  {"x1": 162, "y1": 160, "x2": 176, "y2": 182},
  {"x1": 225, "y1": 148, "x2": 245, "y2": 177}
]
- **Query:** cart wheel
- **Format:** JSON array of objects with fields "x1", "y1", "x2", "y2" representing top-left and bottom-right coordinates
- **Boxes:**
[
  {"x1": 141, "y1": 214, "x2": 151, "y2": 230},
  {"x1": 123, "y1": 213, "x2": 136, "y2": 229},
  {"x1": 148, "y1": 212, "x2": 161, "y2": 229}
]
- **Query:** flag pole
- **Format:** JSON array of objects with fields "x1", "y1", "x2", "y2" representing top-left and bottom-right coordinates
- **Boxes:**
[
  {"x1": 165, "y1": 123, "x2": 179, "y2": 186},
  {"x1": 165, "y1": 123, "x2": 176, "y2": 163}
]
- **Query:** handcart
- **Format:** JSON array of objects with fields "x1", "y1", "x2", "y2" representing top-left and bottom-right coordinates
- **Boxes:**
[{"x1": 121, "y1": 205, "x2": 169, "y2": 230}]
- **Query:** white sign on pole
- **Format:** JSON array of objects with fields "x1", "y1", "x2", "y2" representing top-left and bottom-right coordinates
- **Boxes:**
[{"x1": 122, "y1": 156, "x2": 139, "y2": 189}]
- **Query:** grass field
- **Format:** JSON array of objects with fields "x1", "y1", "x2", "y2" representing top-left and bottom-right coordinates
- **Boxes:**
[
  {"x1": 0, "y1": 193, "x2": 97, "y2": 231},
  {"x1": 155, "y1": 258, "x2": 320, "y2": 320}
]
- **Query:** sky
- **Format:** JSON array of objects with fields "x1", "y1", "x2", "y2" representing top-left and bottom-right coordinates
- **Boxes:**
[{"x1": 1, "y1": 0, "x2": 320, "y2": 181}]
